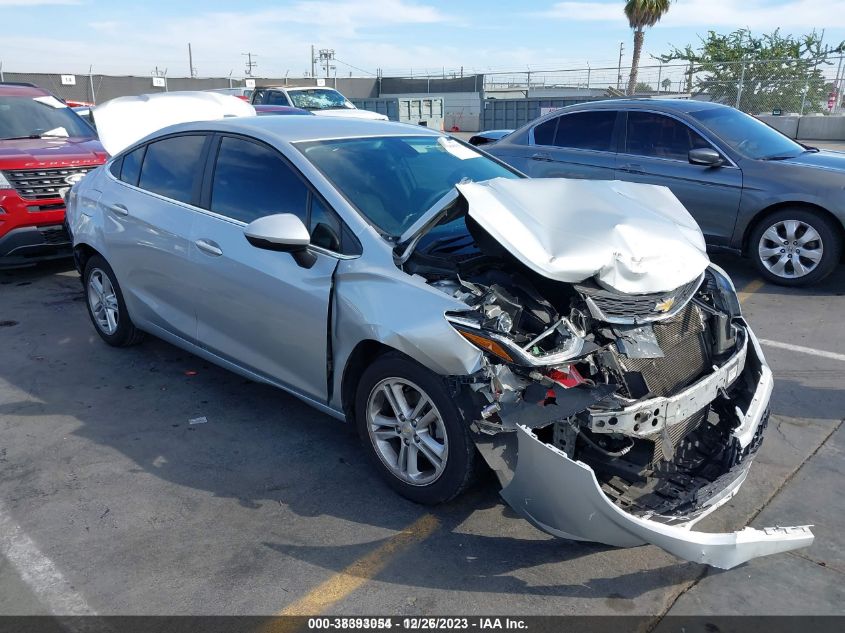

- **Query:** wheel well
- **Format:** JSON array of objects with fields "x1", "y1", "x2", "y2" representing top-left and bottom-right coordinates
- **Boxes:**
[
  {"x1": 742, "y1": 202, "x2": 845, "y2": 256},
  {"x1": 73, "y1": 243, "x2": 101, "y2": 276},
  {"x1": 340, "y1": 340, "x2": 395, "y2": 423}
]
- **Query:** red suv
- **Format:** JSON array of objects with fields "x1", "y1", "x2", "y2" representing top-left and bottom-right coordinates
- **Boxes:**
[{"x1": 0, "y1": 82, "x2": 107, "y2": 268}]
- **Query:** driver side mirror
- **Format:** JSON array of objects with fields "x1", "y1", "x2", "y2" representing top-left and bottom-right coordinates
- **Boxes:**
[
  {"x1": 244, "y1": 213, "x2": 317, "y2": 268},
  {"x1": 688, "y1": 147, "x2": 724, "y2": 167}
]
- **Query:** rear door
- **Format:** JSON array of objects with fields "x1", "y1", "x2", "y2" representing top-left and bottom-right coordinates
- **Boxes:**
[
  {"x1": 189, "y1": 134, "x2": 342, "y2": 401},
  {"x1": 98, "y1": 133, "x2": 209, "y2": 341},
  {"x1": 615, "y1": 111, "x2": 742, "y2": 244},
  {"x1": 526, "y1": 109, "x2": 618, "y2": 180}
]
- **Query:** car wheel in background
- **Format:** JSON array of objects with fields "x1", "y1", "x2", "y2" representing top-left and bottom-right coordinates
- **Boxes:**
[
  {"x1": 750, "y1": 208, "x2": 842, "y2": 286},
  {"x1": 355, "y1": 353, "x2": 477, "y2": 505},
  {"x1": 83, "y1": 255, "x2": 145, "y2": 346}
]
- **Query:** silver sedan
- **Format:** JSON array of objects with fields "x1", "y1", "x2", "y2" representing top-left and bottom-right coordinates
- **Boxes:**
[{"x1": 66, "y1": 111, "x2": 811, "y2": 568}]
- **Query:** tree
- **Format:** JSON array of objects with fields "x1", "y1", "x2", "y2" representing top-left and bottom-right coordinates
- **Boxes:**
[
  {"x1": 660, "y1": 77, "x2": 672, "y2": 92},
  {"x1": 659, "y1": 29, "x2": 845, "y2": 113},
  {"x1": 634, "y1": 81, "x2": 654, "y2": 93},
  {"x1": 625, "y1": 0, "x2": 672, "y2": 96}
]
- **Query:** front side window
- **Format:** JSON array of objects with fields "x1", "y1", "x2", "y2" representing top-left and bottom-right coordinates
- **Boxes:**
[
  {"x1": 297, "y1": 135, "x2": 519, "y2": 237},
  {"x1": 266, "y1": 91, "x2": 290, "y2": 106},
  {"x1": 689, "y1": 106, "x2": 804, "y2": 160},
  {"x1": 0, "y1": 95, "x2": 95, "y2": 140},
  {"x1": 553, "y1": 111, "x2": 616, "y2": 151},
  {"x1": 137, "y1": 135, "x2": 206, "y2": 204},
  {"x1": 210, "y1": 136, "x2": 308, "y2": 224},
  {"x1": 626, "y1": 112, "x2": 712, "y2": 161}
]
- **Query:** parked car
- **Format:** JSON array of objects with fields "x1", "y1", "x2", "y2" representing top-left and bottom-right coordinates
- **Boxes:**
[
  {"x1": 0, "y1": 82, "x2": 107, "y2": 268},
  {"x1": 485, "y1": 99, "x2": 845, "y2": 286},
  {"x1": 207, "y1": 87, "x2": 254, "y2": 102},
  {"x1": 66, "y1": 105, "x2": 812, "y2": 568},
  {"x1": 251, "y1": 86, "x2": 388, "y2": 121},
  {"x1": 253, "y1": 104, "x2": 313, "y2": 116}
]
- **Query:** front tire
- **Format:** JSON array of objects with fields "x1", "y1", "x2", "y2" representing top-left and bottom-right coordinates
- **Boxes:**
[
  {"x1": 83, "y1": 255, "x2": 145, "y2": 347},
  {"x1": 355, "y1": 353, "x2": 477, "y2": 505},
  {"x1": 750, "y1": 208, "x2": 841, "y2": 286}
]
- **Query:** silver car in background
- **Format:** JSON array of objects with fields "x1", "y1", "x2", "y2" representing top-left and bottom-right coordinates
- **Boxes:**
[{"x1": 65, "y1": 111, "x2": 812, "y2": 569}]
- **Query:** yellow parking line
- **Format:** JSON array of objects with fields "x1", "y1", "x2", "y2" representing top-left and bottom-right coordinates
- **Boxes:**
[
  {"x1": 737, "y1": 278, "x2": 765, "y2": 304},
  {"x1": 278, "y1": 513, "x2": 440, "y2": 617}
]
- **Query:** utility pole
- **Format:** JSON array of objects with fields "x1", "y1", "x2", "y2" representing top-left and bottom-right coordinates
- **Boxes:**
[
  {"x1": 310, "y1": 45, "x2": 316, "y2": 77},
  {"x1": 88, "y1": 64, "x2": 95, "y2": 105},
  {"x1": 242, "y1": 52, "x2": 257, "y2": 76},
  {"x1": 616, "y1": 42, "x2": 624, "y2": 91},
  {"x1": 188, "y1": 43, "x2": 197, "y2": 78},
  {"x1": 318, "y1": 49, "x2": 335, "y2": 78}
]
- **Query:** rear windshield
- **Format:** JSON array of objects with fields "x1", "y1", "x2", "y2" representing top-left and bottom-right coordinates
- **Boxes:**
[
  {"x1": 297, "y1": 135, "x2": 519, "y2": 236},
  {"x1": 0, "y1": 95, "x2": 96, "y2": 140}
]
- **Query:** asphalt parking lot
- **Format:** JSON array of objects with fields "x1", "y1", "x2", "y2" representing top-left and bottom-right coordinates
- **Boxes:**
[{"x1": 1, "y1": 253, "x2": 843, "y2": 620}]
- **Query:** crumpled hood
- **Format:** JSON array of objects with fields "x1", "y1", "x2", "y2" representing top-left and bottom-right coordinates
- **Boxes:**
[
  {"x1": 0, "y1": 137, "x2": 107, "y2": 168},
  {"x1": 458, "y1": 177, "x2": 709, "y2": 294},
  {"x1": 93, "y1": 91, "x2": 256, "y2": 155}
]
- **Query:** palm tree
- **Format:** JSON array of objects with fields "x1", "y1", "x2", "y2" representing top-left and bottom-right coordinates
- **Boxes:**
[{"x1": 625, "y1": 0, "x2": 672, "y2": 95}]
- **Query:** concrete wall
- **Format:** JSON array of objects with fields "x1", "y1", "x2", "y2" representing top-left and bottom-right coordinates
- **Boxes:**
[
  {"x1": 758, "y1": 114, "x2": 845, "y2": 140},
  {"x1": 380, "y1": 92, "x2": 482, "y2": 131}
]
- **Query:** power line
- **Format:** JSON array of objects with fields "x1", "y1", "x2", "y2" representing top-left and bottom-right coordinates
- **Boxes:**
[{"x1": 333, "y1": 57, "x2": 376, "y2": 76}]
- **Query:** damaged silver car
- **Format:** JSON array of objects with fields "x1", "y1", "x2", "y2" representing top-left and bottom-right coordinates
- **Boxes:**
[{"x1": 66, "y1": 97, "x2": 812, "y2": 569}]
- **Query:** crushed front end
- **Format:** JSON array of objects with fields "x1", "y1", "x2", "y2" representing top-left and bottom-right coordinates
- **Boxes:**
[{"x1": 403, "y1": 180, "x2": 813, "y2": 568}]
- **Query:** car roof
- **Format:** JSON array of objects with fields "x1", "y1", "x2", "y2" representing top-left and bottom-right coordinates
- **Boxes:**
[
  {"x1": 564, "y1": 98, "x2": 730, "y2": 114},
  {"x1": 261, "y1": 85, "x2": 338, "y2": 92},
  {"x1": 0, "y1": 82, "x2": 52, "y2": 98},
  {"x1": 166, "y1": 114, "x2": 442, "y2": 144}
]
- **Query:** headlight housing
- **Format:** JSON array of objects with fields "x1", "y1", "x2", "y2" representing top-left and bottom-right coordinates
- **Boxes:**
[{"x1": 707, "y1": 264, "x2": 742, "y2": 317}]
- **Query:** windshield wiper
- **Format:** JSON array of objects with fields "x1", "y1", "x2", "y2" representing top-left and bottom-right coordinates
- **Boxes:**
[{"x1": 761, "y1": 154, "x2": 797, "y2": 161}]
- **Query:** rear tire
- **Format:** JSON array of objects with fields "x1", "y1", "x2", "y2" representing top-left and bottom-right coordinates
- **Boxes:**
[
  {"x1": 83, "y1": 255, "x2": 145, "y2": 347},
  {"x1": 355, "y1": 353, "x2": 477, "y2": 505},
  {"x1": 749, "y1": 208, "x2": 841, "y2": 287}
]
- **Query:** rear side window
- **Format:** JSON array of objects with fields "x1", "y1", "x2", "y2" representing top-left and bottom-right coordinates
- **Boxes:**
[
  {"x1": 533, "y1": 118, "x2": 557, "y2": 145},
  {"x1": 553, "y1": 111, "x2": 616, "y2": 151},
  {"x1": 137, "y1": 135, "x2": 206, "y2": 204},
  {"x1": 210, "y1": 136, "x2": 308, "y2": 224},
  {"x1": 120, "y1": 146, "x2": 145, "y2": 186},
  {"x1": 266, "y1": 91, "x2": 290, "y2": 106}
]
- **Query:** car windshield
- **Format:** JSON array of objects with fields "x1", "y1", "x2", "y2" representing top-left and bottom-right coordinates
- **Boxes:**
[
  {"x1": 297, "y1": 135, "x2": 520, "y2": 236},
  {"x1": 0, "y1": 95, "x2": 95, "y2": 140},
  {"x1": 689, "y1": 106, "x2": 805, "y2": 160},
  {"x1": 288, "y1": 89, "x2": 352, "y2": 110}
]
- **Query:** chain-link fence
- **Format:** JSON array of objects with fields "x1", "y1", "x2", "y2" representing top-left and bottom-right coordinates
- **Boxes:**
[{"x1": 483, "y1": 55, "x2": 845, "y2": 116}]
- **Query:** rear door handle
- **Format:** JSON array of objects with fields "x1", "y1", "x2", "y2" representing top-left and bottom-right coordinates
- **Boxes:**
[
  {"x1": 194, "y1": 239, "x2": 223, "y2": 257},
  {"x1": 108, "y1": 203, "x2": 129, "y2": 216}
]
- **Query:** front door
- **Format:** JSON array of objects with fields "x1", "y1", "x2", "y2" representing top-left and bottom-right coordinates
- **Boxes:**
[
  {"x1": 615, "y1": 111, "x2": 743, "y2": 244},
  {"x1": 189, "y1": 134, "x2": 337, "y2": 401}
]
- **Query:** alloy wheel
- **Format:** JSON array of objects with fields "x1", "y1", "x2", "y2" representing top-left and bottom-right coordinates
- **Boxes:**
[
  {"x1": 366, "y1": 377, "x2": 449, "y2": 486},
  {"x1": 757, "y1": 219, "x2": 824, "y2": 280},
  {"x1": 87, "y1": 268, "x2": 119, "y2": 335}
]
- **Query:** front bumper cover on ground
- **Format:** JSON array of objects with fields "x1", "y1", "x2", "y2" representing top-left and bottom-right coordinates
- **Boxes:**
[{"x1": 476, "y1": 329, "x2": 813, "y2": 569}]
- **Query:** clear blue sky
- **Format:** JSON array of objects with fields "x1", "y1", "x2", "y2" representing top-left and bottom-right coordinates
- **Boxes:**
[{"x1": 2, "y1": 0, "x2": 844, "y2": 78}]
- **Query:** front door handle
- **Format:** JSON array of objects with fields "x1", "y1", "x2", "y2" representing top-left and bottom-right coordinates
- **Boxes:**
[
  {"x1": 108, "y1": 203, "x2": 129, "y2": 216},
  {"x1": 195, "y1": 239, "x2": 223, "y2": 257},
  {"x1": 531, "y1": 151, "x2": 552, "y2": 162}
]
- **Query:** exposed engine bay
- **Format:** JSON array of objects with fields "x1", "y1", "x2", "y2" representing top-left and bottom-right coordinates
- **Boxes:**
[{"x1": 405, "y1": 210, "x2": 755, "y2": 522}]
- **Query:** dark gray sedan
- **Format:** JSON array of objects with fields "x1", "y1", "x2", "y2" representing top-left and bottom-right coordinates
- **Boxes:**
[{"x1": 486, "y1": 99, "x2": 845, "y2": 286}]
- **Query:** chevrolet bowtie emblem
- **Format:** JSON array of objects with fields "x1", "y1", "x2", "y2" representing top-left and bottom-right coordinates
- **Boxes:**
[{"x1": 654, "y1": 297, "x2": 675, "y2": 313}]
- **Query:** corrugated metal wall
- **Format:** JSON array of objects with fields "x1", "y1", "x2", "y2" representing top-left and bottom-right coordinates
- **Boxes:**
[{"x1": 481, "y1": 97, "x2": 608, "y2": 131}]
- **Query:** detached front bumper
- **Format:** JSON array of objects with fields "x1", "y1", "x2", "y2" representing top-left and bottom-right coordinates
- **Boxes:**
[{"x1": 476, "y1": 327, "x2": 813, "y2": 569}]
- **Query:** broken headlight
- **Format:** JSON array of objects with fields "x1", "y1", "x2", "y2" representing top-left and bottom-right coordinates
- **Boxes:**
[{"x1": 446, "y1": 312, "x2": 587, "y2": 367}]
